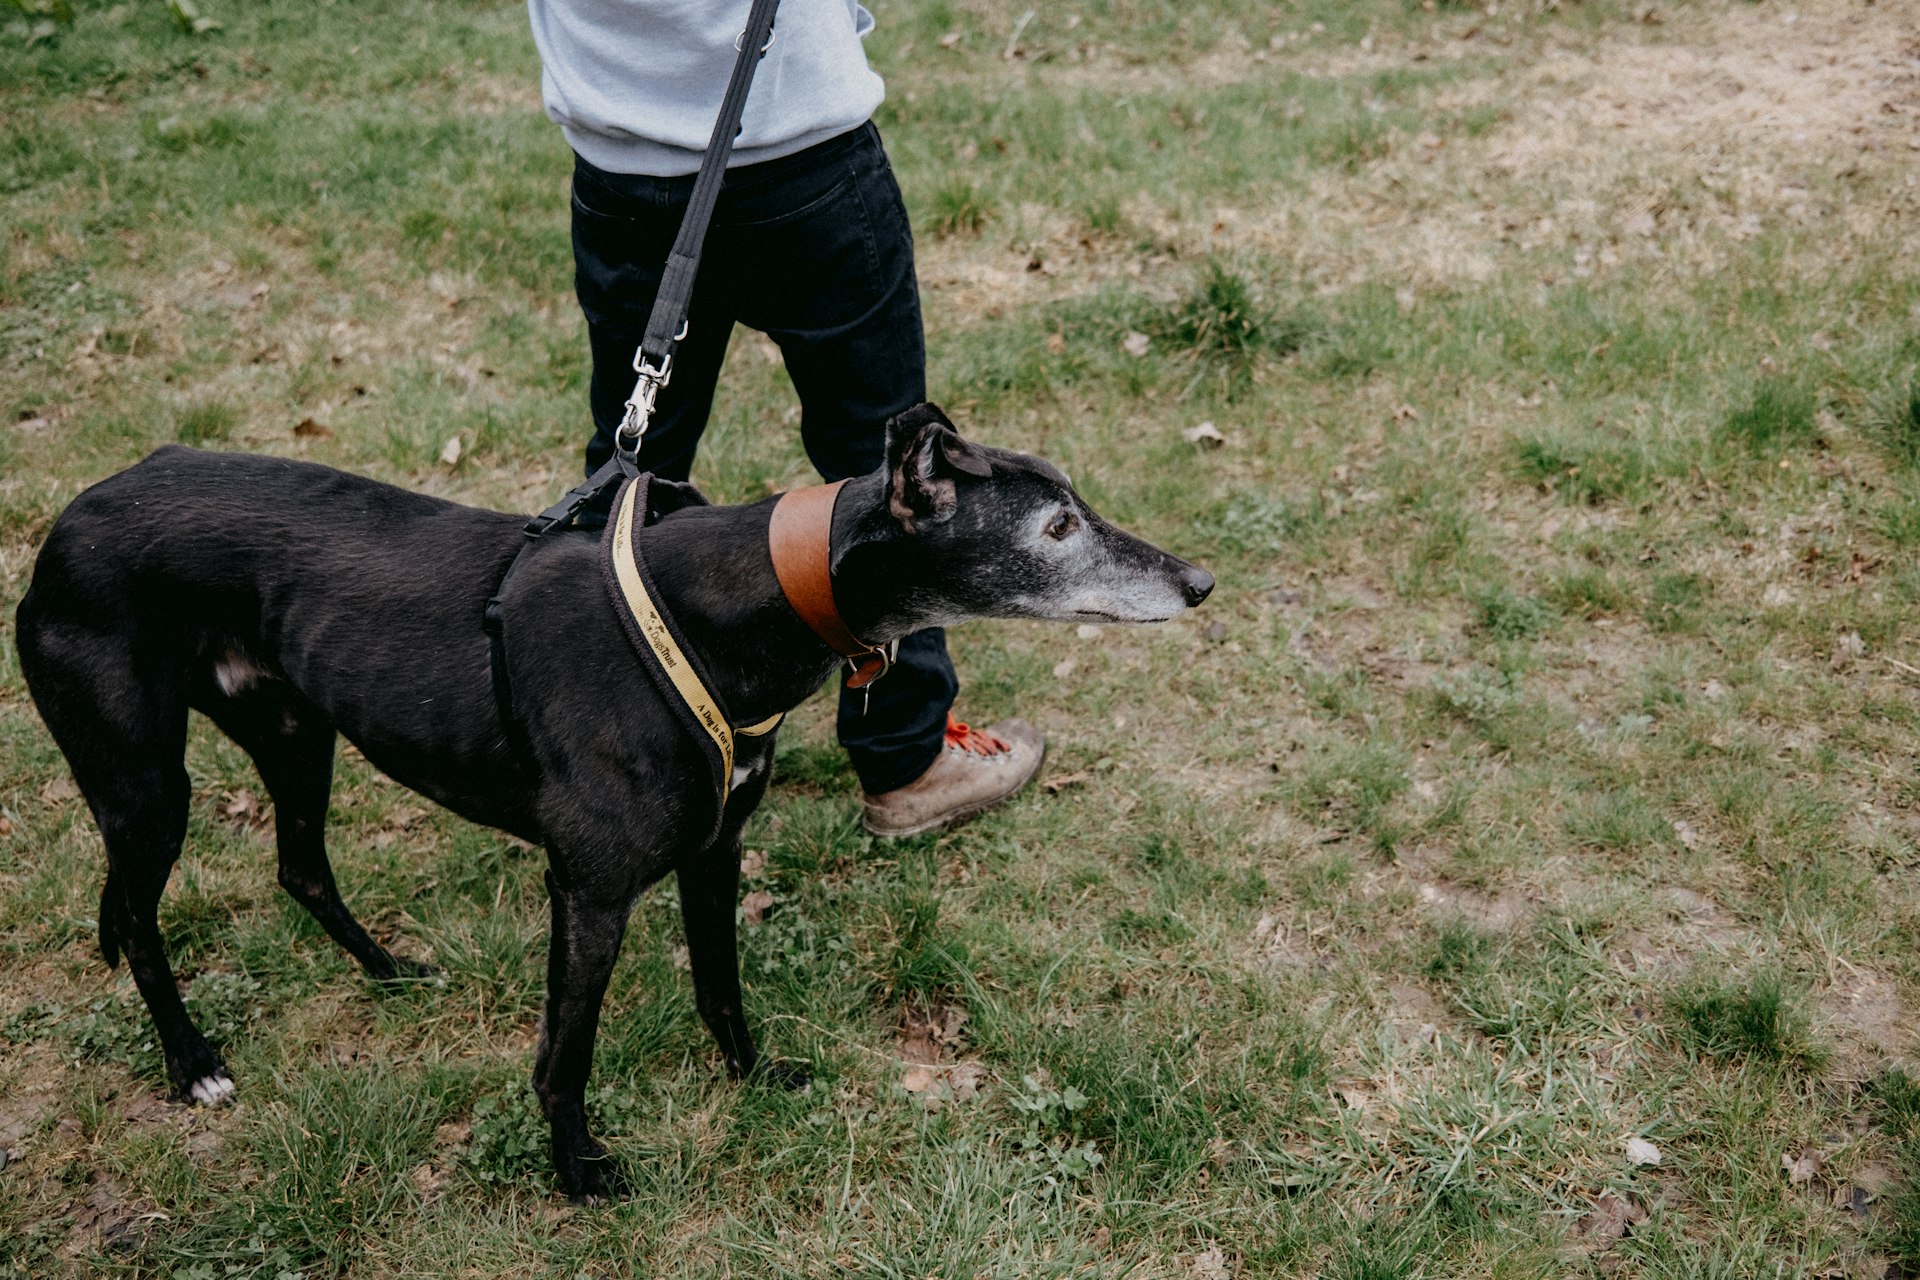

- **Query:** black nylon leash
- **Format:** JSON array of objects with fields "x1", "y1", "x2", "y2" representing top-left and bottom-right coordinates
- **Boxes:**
[
  {"x1": 485, "y1": 0, "x2": 782, "y2": 764},
  {"x1": 615, "y1": 0, "x2": 782, "y2": 458}
]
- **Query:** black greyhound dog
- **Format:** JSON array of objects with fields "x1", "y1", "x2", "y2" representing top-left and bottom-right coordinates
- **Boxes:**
[{"x1": 15, "y1": 403, "x2": 1213, "y2": 1202}]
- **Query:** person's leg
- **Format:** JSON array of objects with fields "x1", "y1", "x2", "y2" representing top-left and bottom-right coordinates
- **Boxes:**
[
  {"x1": 713, "y1": 124, "x2": 960, "y2": 795},
  {"x1": 571, "y1": 154, "x2": 736, "y2": 489}
]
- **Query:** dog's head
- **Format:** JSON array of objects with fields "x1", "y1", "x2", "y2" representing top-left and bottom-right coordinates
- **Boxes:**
[{"x1": 834, "y1": 403, "x2": 1213, "y2": 635}]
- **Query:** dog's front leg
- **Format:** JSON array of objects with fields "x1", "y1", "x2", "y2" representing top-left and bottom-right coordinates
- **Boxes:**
[
  {"x1": 532, "y1": 868, "x2": 636, "y2": 1205},
  {"x1": 677, "y1": 842, "x2": 809, "y2": 1091}
]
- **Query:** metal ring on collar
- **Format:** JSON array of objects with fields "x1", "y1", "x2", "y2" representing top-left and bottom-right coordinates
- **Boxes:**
[{"x1": 734, "y1": 26, "x2": 776, "y2": 53}]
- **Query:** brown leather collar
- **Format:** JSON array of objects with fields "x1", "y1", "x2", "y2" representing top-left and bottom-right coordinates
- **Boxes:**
[{"x1": 768, "y1": 480, "x2": 892, "y2": 689}]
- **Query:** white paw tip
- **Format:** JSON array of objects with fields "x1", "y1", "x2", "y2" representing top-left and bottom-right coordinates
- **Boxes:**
[{"x1": 190, "y1": 1074, "x2": 235, "y2": 1105}]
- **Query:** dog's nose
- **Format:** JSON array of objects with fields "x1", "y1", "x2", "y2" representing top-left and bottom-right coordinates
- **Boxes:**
[{"x1": 1180, "y1": 565, "x2": 1215, "y2": 608}]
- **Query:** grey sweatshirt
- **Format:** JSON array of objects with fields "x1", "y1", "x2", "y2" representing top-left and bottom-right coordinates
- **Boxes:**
[{"x1": 527, "y1": 0, "x2": 885, "y2": 176}]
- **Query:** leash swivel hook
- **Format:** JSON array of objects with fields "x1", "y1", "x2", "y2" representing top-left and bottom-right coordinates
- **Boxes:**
[{"x1": 614, "y1": 321, "x2": 687, "y2": 460}]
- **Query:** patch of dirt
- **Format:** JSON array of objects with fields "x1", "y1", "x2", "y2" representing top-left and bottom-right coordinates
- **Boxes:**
[
  {"x1": 1385, "y1": 979, "x2": 1446, "y2": 1044},
  {"x1": 0, "y1": 1082, "x2": 60, "y2": 1155},
  {"x1": 1414, "y1": 879, "x2": 1532, "y2": 932},
  {"x1": 1620, "y1": 883, "x2": 1755, "y2": 973},
  {"x1": 1494, "y1": 2, "x2": 1919, "y2": 175},
  {"x1": 59, "y1": 1177, "x2": 158, "y2": 1262},
  {"x1": 1250, "y1": 911, "x2": 1337, "y2": 974},
  {"x1": 1819, "y1": 967, "x2": 1917, "y2": 1078}
]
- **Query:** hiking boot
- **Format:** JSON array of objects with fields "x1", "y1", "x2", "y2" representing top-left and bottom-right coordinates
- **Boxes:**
[{"x1": 861, "y1": 715, "x2": 1045, "y2": 838}]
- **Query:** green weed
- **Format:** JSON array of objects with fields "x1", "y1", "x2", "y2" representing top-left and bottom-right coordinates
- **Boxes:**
[
  {"x1": 1667, "y1": 970, "x2": 1823, "y2": 1068},
  {"x1": 1722, "y1": 378, "x2": 1817, "y2": 451},
  {"x1": 927, "y1": 176, "x2": 993, "y2": 238},
  {"x1": 1868, "y1": 373, "x2": 1920, "y2": 471}
]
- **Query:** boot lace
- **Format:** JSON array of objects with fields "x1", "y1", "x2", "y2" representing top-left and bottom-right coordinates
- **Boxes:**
[{"x1": 944, "y1": 714, "x2": 1010, "y2": 757}]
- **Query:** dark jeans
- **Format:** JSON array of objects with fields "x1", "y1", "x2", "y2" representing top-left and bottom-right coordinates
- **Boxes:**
[{"x1": 570, "y1": 122, "x2": 954, "y2": 795}]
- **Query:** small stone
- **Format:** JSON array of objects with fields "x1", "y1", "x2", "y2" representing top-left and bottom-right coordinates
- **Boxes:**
[
  {"x1": 1204, "y1": 621, "x2": 1228, "y2": 643},
  {"x1": 1183, "y1": 421, "x2": 1226, "y2": 448}
]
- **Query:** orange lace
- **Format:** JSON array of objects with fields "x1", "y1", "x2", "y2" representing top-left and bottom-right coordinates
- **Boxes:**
[{"x1": 944, "y1": 714, "x2": 1010, "y2": 756}]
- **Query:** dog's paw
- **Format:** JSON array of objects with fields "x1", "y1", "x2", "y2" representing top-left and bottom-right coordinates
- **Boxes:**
[
  {"x1": 168, "y1": 1043, "x2": 232, "y2": 1107},
  {"x1": 560, "y1": 1151, "x2": 629, "y2": 1206},
  {"x1": 755, "y1": 1059, "x2": 812, "y2": 1093},
  {"x1": 187, "y1": 1071, "x2": 234, "y2": 1107},
  {"x1": 369, "y1": 953, "x2": 444, "y2": 989}
]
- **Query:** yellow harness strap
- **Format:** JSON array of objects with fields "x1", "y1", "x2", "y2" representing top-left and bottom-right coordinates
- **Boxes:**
[{"x1": 610, "y1": 480, "x2": 782, "y2": 802}]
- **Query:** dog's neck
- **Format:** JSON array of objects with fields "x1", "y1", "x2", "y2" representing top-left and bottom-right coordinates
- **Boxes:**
[
  {"x1": 635, "y1": 473, "x2": 934, "y2": 726},
  {"x1": 631, "y1": 504, "x2": 834, "y2": 726}
]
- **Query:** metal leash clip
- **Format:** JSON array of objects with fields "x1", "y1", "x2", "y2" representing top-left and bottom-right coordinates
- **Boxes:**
[{"x1": 614, "y1": 324, "x2": 685, "y2": 458}]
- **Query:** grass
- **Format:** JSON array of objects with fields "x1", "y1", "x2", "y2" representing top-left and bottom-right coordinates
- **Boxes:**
[{"x1": 3, "y1": 0, "x2": 1920, "y2": 1276}]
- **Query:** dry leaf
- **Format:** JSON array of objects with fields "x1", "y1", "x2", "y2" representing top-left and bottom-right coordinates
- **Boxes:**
[
  {"x1": 1052, "y1": 657, "x2": 1077, "y2": 678},
  {"x1": 221, "y1": 789, "x2": 260, "y2": 824},
  {"x1": 1392, "y1": 403, "x2": 1421, "y2": 423},
  {"x1": 1121, "y1": 330, "x2": 1151, "y2": 358},
  {"x1": 1574, "y1": 1191, "x2": 1646, "y2": 1244},
  {"x1": 1188, "y1": 1244, "x2": 1231, "y2": 1280},
  {"x1": 740, "y1": 889, "x2": 775, "y2": 926},
  {"x1": 438, "y1": 435, "x2": 462, "y2": 467},
  {"x1": 294, "y1": 417, "x2": 331, "y2": 439},
  {"x1": 1831, "y1": 631, "x2": 1865, "y2": 671},
  {"x1": 1701, "y1": 679, "x2": 1727, "y2": 700},
  {"x1": 948, "y1": 1063, "x2": 987, "y2": 1101},
  {"x1": 1671, "y1": 819, "x2": 1703, "y2": 851},
  {"x1": 1043, "y1": 771, "x2": 1090, "y2": 794},
  {"x1": 41, "y1": 777, "x2": 78, "y2": 804},
  {"x1": 1782, "y1": 1148, "x2": 1825, "y2": 1185},
  {"x1": 0, "y1": 814, "x2": 14, "y2": 838},
  {"x1": 902, "y1": 1065, "x2": 936, "y2": 1093},
  {"x1": 938, "y1": 29, "x2": 960, "y2": 47},
  {"x1": 409, "y1": 1162, "x2": 449, "y2": 1200},
  {"x1": 739, "y1": 848, "x2": 767, "y2": 878},
  {"x1": 1183, "y1": 421, "x2": 1226, "y2": 448},
  {"x1": 1204, "y1": 621, "x2": 1228, "y2": 643},
  {"x1": 1625, "y1": 1136, "x2": 1661, "y2": 1166},
  {"x1": 1075, "y1": 624, "x2": 1100, "y2": 640},
  {"x1": 1045, "y1": 331, "x2": 1066, "y2": 354}
]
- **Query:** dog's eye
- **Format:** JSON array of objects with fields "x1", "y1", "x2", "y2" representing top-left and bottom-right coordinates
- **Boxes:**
[{"x1": 1046, "y1": 510, "x2": 1078, "y2": 540}]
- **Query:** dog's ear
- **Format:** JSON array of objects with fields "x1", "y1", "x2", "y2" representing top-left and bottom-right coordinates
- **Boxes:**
[{"x1": 884, "y1": 403, "x2": 990, "y2": 533}]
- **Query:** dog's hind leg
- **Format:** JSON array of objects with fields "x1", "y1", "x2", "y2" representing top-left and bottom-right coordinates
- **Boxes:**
[
  {"x1": 18, "y1": 618, "x2": 230, "y2": 1102},
  {"x1": 95, "y1": 767, "x2": 237, "y2": 1103},
  {"x1": 197, "y1": 681, "x2": 427, "y2": 983}
]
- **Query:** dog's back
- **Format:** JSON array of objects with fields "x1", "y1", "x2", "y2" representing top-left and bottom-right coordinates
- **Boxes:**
[
  {"x1": 16, "y1": 446, "x2": 541, "y2": 846},
  {"x1": 23, "y1": 445, "x2": 521, "y2": 639}
]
